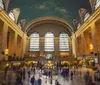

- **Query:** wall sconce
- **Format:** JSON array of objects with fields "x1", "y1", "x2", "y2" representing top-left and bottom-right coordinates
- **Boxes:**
[
  {"x1": 5, "y1": 49, "x2": 8, "y2": 55},
  {"x1": 5, "y1": 49, "x2": 8, "y2": 61},
  {"x1": 90, "y1": 44, "x2": 93, "y2": 50}
]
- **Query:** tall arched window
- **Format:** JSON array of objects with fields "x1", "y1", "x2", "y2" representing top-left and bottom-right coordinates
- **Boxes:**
[
  {"x1": 84, "y1": 13, "x2": 90, "y2": 21},
  {"x1": 45, "y1": 32, "x2": 54, "y2": 51},
  {"x1": 0, "y1": 0, "x2": 4, "y2": 9},
  {"x1": 59, "y1": 32, "x2": 69, "y2": 51},
  {"x1": 95, "y1": 0, "x2": 100, "y2": 10},
  {"x1": 29, "y1": 32, "x2": 39, "y2": 51},
  {"x1": 8, "y1": 12, "x2": 15, "y2": 21}
]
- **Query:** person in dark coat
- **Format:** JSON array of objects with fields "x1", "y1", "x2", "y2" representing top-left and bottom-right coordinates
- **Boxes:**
[
  {"x1": 23, "y1": 68, "x2": 25, "y2": 80},
  {"x1": 28, "y1": 70, "x2": 31, "y2": 78},
  {"x1": 38, "y1": 78, "x2": 41, "y2": 85},
  {"x1": 31, "y1": 76, "x2": 35, "y2": 85},
  {"x1": 70, "y1": 71, "x2": 73, "y2": 80}
]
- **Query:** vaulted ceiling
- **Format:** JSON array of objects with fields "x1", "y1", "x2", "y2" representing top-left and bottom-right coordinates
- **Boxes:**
[{"x1": 8, "y1": 0, "x2": 92, "y2": 29}]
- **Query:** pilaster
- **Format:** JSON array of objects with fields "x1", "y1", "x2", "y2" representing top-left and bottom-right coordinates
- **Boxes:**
[
  {"x1": 91, "y1": 22, "x2": 98, "y2": 53},
  {"x1": 40, "y1": 37, "x2": 44, "y2": 57},
  {"x1": 71, "y1": 34, "x2": 77, "y2": 57},
  {"x1": 13, "y1": 32, "x2": 18, "y2": 56},
  {"x1": 54, "y1": 37, "x2": 59, "y2": 57}
]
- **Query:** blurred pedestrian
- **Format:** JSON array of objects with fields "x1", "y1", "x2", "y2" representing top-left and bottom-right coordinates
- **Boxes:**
[{"x1": 70, "y1": 71, "x2": 73, "y2": 80}]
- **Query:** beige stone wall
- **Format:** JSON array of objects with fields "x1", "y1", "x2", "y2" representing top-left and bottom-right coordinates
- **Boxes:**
[
  {"x1": 0, "y1": 19, "x2": 4, "y2": 60},
  {"x1": 28, "y1": 23, "x2": 70, "y2": 57},
  {"x1": 0, "y1": 8, "x2": 28, "y2": 60},
  {"x1": 28, "y1": 23, "x2": 69, "y2": 37},
  {"x1": 72, "y1": 8, "x2": 100, "y2": 64}
]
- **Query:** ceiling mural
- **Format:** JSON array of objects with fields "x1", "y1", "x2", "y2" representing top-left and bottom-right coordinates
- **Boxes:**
[{"x1": 8, "y1": 0, "x2": 92, "y2": 29}]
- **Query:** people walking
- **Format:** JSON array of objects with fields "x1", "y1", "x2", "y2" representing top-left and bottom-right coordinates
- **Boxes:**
[
  {"x1": 31, "y1": 76, "x2": 35, "y2": 85},
  {"x1": 70, "y1": 71, "x2": 73, "y2": 80},
  {"x1": 38, "y1": 78, "x2": 41, "y2": 85},
  {"x1": 88, "y1": 79, "x2": 96, "y2": 85},
  {"x1": 84, "y1": 71, "x2": 92, "y2": 85}
]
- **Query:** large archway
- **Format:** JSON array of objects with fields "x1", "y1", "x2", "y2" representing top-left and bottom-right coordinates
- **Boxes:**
[
  {"x1": 24, "y1": 17, "x2": 74, "y2": 36},
  {"x1": 24, "y1": 16, "x2": 74, "y2": 58}
]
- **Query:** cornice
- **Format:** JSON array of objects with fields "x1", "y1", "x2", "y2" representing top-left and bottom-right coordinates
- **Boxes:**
[
  {"x1": 75, "y1": 7, "x2": 100, "y2": 37},
  {"x1": 0, "y1": 8, "x2": 28, "y2": 38},
  {"x1": 24, "y1": 16, "x2": 74, "y2": 35}
]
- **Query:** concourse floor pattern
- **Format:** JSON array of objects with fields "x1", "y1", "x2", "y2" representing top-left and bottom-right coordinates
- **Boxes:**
[
  {"x1": 23, "y1": 68, "x2": 100, "y2": 85},
  {"x1": 23, "y1": 74, "x2": 85, "y2": 85},
  {"x1": 0, "y1": 68, "x2": 100, "y2": 85}
]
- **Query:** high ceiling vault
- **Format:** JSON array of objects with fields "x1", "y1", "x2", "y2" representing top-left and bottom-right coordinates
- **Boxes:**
[
  {"x1": 25, "y1": 17, "x2": 74, "y2": 36},
  {"x1": 8, "y1": 0, "x2": 91, "y2": 30}
]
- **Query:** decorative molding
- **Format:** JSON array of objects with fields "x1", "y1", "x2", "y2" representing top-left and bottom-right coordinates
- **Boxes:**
[
  {"x1": 75, "y1": 7, "x2": 100, "y2": 37},
  {"x1": 24, "y1": 16, "x2": 74, "y2": 35},
  {"x1": 0, "y1": 8, "x2": 28, "y2": 38}
]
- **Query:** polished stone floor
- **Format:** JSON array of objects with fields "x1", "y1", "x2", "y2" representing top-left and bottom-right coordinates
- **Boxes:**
[
  {"x1": 0, "y1": 67, "x2": 100, "y2": 85},
  {"x1": 22, "y1": 68, "x2": 100, "y2": 85}
]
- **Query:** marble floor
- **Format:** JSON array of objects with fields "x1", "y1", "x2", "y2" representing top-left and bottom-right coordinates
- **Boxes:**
[
  {"x1": 0, "y1": 68, "x2": 100, "y2": 85},
  {"x1": 22, "y1": 68, "x2": 100, "y2": 85}
]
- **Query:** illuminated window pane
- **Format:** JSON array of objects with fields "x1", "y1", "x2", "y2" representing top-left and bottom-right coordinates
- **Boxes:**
[
  {"x1": 45, "y1": 32, "x2": 54, "y2": 51},
  {"x1": 29, "y1": 32, "x2": 39, "y2": 51},
  {"x1": 9, "y1": 12, "x2": 15, "y2": 21},
  {"x1": 84, "y1": 13, "x2": 90, "y2": 21},
  {"x1": 59, "y1": 32, "x2": 69, "y2": 51},
  {"x1": 0, "y1": 0, "x2": 4, "y2": 9},
  {"x1": 95, "y1": 0, "x2": 100, "y2": 10}
]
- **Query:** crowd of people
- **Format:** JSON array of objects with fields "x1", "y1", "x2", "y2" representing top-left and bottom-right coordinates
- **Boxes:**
[{"x1": 1, "y1": 63, "x2": 100, "y2": 85}]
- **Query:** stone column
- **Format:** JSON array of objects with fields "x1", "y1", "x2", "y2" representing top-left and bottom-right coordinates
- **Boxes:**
[
  {"x1": 13, "y1": 32, "x2": 18, "y2": 57},
  {"x1": 76, "y1": 36, "x2": 82, "y2": 56},
  {"x1": 91, "y1": 23, "x2": 98, "y2": 53},
  {"x1": 21, "y1": 34, "x2": 27, "y2": 57},
  {"x1": 19, "y1": 38, "x2": 22, "y2": 57},
  {"x1": 16, "y1": 36, "x2": 22, "y2": 57},
  {"x1": 91, "y1": 23, "x2": 99, "y2": 64},
  {"x1": 26, "y1": 37, "x2": 29, "y2": 53},
  {"x1": 84, "y1": 31, "x2": 92, "y2": 55},
  {"x1": 81, "y1": 33, "x2": 85, "y2": 56},
  {"x1": 0, "y1": 21, "x2": 4, "y2": 60},
  {"x1": 8, "y1": 31, "x2": 15, "y2": 56},
  {"x1": 20, "y1": 38, "x2": 23, "y2": 57},
  {"x1": 71, "y1": 34, "x2": 77, "y2": 57},
  {"x1": 21, "y1": 34, "x2": 25, "y2": 57},
  {"x1": 76, "y1": 37, "x2": 79, "y2": 56},
  {"x1": 54, "y1": 37, "x2": 59, "y2": 57},
  {"x1": 40, "y1": 37, "x2": 44, "y2": 57},
  {"x1": 69, "y1": 37, "x2": 72, "y2": 56},
  {"x1": 2, "y1": 23, "x2": 8, "y2": 60}
]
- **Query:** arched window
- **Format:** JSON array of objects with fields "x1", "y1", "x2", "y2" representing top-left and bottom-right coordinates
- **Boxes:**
[
  {"x1": 77, "y1": 23, "x2": 80, "y2": 29},
  {"x1": 0, "y1": 0, "x2": 4, "y2": 9},
  {"x1": 84, "y1": 13, "x2": 90, "y2": 21},
  {"x1": 18, "y1": 23, "x2": 21, "y2": 28},
  {"x1": 59, "y1": 32, "x2": 69, "y2": 51},
  {"x1": 29, "y1": 32, "x2": 39, "y2": 51},
  {"x1": 45, "y1": 32, "x2": 54, "y2": 51},
  {"x1": 8, "y1": 12, "x2": 15, "y2": 21},
  {"x1": 95, "y1": 0, "x2": 100, "y2": 10}
]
